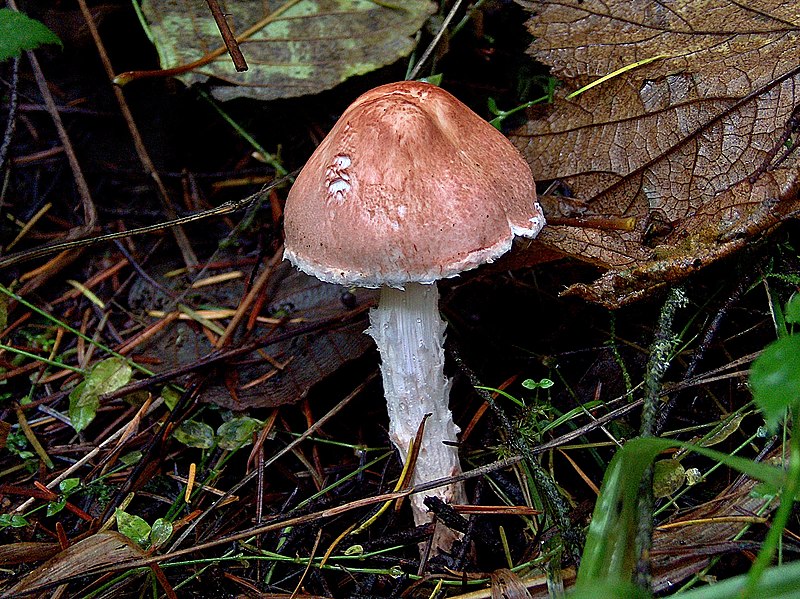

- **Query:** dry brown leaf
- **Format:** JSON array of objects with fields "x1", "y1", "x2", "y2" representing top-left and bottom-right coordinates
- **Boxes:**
[
  {"x1": 490, "y1": 568, "x2": 534, "y2": 599},
  {"x1": 201, "y1": 262, "x2": 376, "y2": 409},
  {"x1": 0, "y1": 541, "x2": 60, "y2": 566},
  {"x1": 513, "y1": 0, "x2": 800, "y2": 307},
  {"x1": 1, "y1": 532, "x2": 144, "y2": 597}
]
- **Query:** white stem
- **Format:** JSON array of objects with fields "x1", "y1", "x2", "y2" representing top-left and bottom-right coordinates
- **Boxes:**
[{"x1": 367, "y1": 283, "x2": 466, "y2": 532}]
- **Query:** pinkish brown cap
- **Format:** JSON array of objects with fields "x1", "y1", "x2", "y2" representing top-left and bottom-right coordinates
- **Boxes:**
[{"x1": 283, "y1": 81, "x2": 544, "y2": 287}]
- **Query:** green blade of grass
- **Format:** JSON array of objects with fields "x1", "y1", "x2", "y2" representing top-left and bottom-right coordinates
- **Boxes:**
[{"x1": 677, "y1": 559, "x2": 800, "y2": 599}]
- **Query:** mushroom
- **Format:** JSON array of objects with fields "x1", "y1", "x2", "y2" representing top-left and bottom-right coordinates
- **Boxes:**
[{"x1": 283, "y1": 81, "x2": 544, "y2": 548}]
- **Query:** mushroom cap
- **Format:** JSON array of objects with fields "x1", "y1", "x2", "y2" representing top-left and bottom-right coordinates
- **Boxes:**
[{"x1": 283, "y1": 81, "x2": 544, "y2": 287}]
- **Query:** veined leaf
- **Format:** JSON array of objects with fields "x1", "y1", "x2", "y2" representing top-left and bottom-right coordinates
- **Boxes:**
[
  {"x1": 137, "y1": 0, "x2": 435, "y2": 100},
  {"x1": 513, "y1": 1, "x2": 800, "y2": 307}
]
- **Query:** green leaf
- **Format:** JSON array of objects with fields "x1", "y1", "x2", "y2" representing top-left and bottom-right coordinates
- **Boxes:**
[
  {"x1": 115, "y1": 508, "x2": 151, "y2": 547},
  {"x1": 160, "y1": 386, "x2": 181, "y2": 411},
  {"x1": 5, "y1": 429, "x2": 31, "y2": 459},
  {"x1": 785, "y1": 294, "x2": 800, "y2": 325},
  {"x1": 136, "y1": 0, "x2": 435, "y2": 101},
  {"x1": 0, "y1": 9, "x2": 61, "y2": 62},
  {"x1": 522, "y1": 378, "x2": 555, "y2": 389},
  {"x1": 69, "y1": 358, "x2": 133, "y2": 433},
  {"x1": 150, "y1": 518, "x2": 173, "y2": 549},
  {"x1": 46, "y1": 498, "x2": 67, "y2": 517},
  {"x1": 418, "y1": 74, "x2": 442, "y2": 86},
  {"x1": 119, "y1": 451, "x2": 142, "y2": 466},
  {"x1": 676, "y1": 559, "x2": 800, "y2": 599},
  {"x1": 68, "y1": 381, "x2": 92, "y2": 432},
  {"x1": 568, "y1": 580, "x2": 651, "y2": 599},
  {"x1": 0, "y1": 513, "x2": 29, "y2": 529},
  {"x1": 749, "y1": 335, "x2": 800, "y2": 430},
  {"x1": 699, "y1": 412, "x2": 746, "y2": 448},
  {"x1": 217, "y1": 416, "x2": 262, "y2": 450},
  {"x1": 576, "y1": 437, "x2": 785, "y2": 589},
  {"x1": 173, "y1": 419, "x2": 215, "y2": 449},
  {"x1": 59, "y1": 478, "x2": 80, "y2": 494}
]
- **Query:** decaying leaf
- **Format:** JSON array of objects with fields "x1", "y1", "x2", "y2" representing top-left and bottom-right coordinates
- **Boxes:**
[
  {"x1": 128, "y1": 260, "x2": 376, "y2": 409},
  {"x1": 3, "y1": 532, "x2": 145, "y2": 597},
  {"x1": 513, "y1": 0, "x2": 800, "y2": 307},
  {"x1": 138, "y1": 0, "x2": 436, "y2": 100},
  {"x1": 650, "y1": 449, "x2": 779, "y2": 593},
  {"x1": 491, "y1": 568, "x2": 534, "y2": 599},
  {"x1": 0, "y1": 541, "x2": 60, "y2": 566}
]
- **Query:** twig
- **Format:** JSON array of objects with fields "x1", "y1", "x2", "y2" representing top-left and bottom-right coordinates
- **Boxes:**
[
  {"x1": 28, "y1": 455, "x2": 529, "y2": 594},
  {"x1": 0, "y1": 56, "x2": 19, "y2": 175},
  {"x1": 0, "y1": 171, "x2": 296, "y2": 270},
  {"x1": 76, "y1": 0, "x2": 198, "y2": 268},
  {"x1": 531, "y1": 395, "x2": 642, "y2": 454},
  {"x1": 167, "y1": 372, "x2": 379, "y2": 552},
  {"x1": 214, "y1": 246, "x2": 283, "y2": 348},
  {"x1": 12, "y1": 397, "x2": 163, "y2": 513},
  {"x1": 406, "y1": 0, "x2": 464, "y2": 80},
  {"x1": 11, "y1": 306, "x2": 369, "y2": 415},
  {"x1": 449, "y1": 345, "x2": 584, "y2": 564},
  {"x1": 14, "y1": 405, "x2": 54, "y2": 469},
  {"x1": 655, "y1": 269, "x2": 756, "y2": 434},
  {"x1": 205, "y1": 0, "x2": 248, "y2": 72},
  {"x1": 6, "y1": 0, "x2": 97, "y2": 237},
  {"x1": 26, "y1": 56, "x2": 97, "y2": 235}
]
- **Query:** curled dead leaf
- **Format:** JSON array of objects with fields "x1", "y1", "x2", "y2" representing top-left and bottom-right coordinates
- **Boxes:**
[{"x1": 513, "y1": 0, "x2": 800, "y2": 307}]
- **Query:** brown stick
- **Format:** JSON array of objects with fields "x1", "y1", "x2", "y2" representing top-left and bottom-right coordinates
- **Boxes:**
[
  {"x1": 6, "y1": 0, "x2": 97, "y2": 238},
  {"x1": 205, "y1": 0, "x2": 248, "y2": 72},
  {"x1": 76, "y1": 0, "x2": 198, "y2": 268}
]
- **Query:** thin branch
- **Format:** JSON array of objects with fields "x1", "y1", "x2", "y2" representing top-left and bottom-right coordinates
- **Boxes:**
[
  {"x1": 0, "y1": 171, "x2": 296, "y2": 270},
  {"x1": 406, "y1": 0, "x2": 464, "y2": 80},
  {"x1": 76, "y1": 0, "x2": 198, "y2": 267},
  {"x1": 6, "y1": 0, "x2": 97, "y2": 237},
  {"x1": 0, "y1": 56, "x2": 19, "y2": 175},
  {"x1": 205, "y1": 0, "x2": 248, "y2": 72}
]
